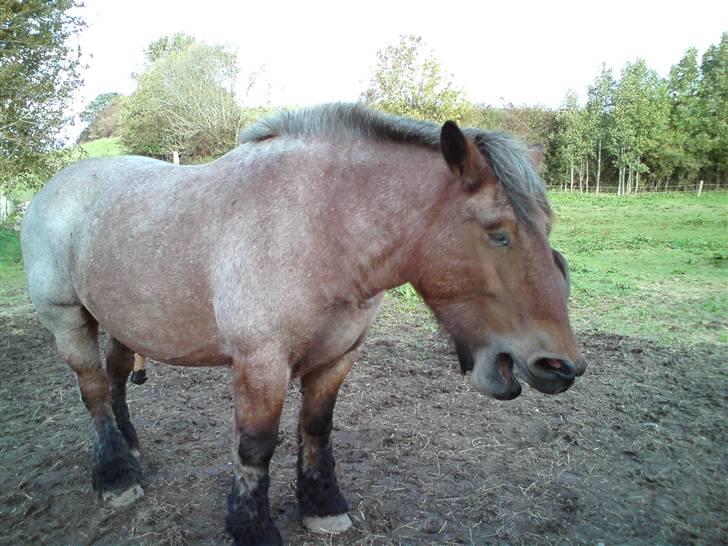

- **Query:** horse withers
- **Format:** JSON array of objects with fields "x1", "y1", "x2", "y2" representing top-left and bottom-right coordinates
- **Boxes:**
[{"x1": 21, "y1": 103, "x2": 585, "y2": 545}]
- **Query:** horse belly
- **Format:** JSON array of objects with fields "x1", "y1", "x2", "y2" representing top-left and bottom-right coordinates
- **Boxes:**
[
  {"x1": 76, "y1": 239, "x2": 226, "y2": 365},
  {"x1": 86, "y1": 289, "x2": 226, "y2": 365}
]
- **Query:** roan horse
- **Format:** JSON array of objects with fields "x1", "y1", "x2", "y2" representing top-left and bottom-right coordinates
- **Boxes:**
[{"x1": 21, "y1": 103, "x2": 586, "y2": 545}]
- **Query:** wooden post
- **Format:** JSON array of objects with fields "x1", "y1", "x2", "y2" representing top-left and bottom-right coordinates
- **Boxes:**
[
  {"x1": 697, "y1": 180, "x2": 703, "y2": 197},
  {"x1": 172, "y1": 150, "x2": 180, "y2": 165}
]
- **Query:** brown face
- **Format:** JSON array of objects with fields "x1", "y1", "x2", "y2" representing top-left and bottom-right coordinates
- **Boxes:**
[{"x1": 412, "y1": 122, "x2": 586, "y2": 400}]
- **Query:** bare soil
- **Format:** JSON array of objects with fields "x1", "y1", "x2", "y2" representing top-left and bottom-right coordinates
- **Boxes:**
[{"x1": 1, "y1": 298, "x2": 726, "y2": 545}]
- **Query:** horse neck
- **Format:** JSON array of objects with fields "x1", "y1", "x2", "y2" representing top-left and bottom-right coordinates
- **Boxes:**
[{"x1": 325, "y1": 142, "x2": 453, "y2": 299}]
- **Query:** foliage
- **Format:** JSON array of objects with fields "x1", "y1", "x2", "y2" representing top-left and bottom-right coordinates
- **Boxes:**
[
  {"x1": 363, "y1": 35, "x2": 468, "y2": 124},
  {"x1": 78, "y1": 93, "x2": 123, "y2": 143},
  {"x1": 0, "y1": 0, "x2": 86, "y2": 194},
  {"x1": 698, "y1": 32, "x2": 728, "y2": 184},
  {"x1": 79, "y1": 92, "x2": 119, "y2": 124},
  {"x1": 120, "y1": 36, "x2": 243, "y2": 161},
  {"x1": 545, "y1": 33, "x2": 727, "y2": 193},
  {"x1": 144, "y1": 32, "x2": 196, "y2": 64},
  {"x1": 0, "y1": 227, "x2": 25, "y2": 305}
]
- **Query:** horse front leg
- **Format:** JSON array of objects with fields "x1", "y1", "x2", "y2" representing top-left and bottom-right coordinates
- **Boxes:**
[
  {"x1": 298, "y1": 351, "x2": 355, "y2": 534},
  {"x1": 226, "y1": 356, "x2": 290, "y2": 546}
]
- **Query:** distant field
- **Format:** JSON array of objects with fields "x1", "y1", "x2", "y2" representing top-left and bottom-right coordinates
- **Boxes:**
[
  {"x1": 80, "y1": 136, "x2": 127, "y2": 158},
  {"x1": 2, "y1": 191, "x2": 726, "y2": 348},
  {"x1": 550, "y1": 191, "x2": 727, "y2": 347}
]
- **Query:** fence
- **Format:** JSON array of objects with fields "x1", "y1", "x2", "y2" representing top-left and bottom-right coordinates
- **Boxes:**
[
  {"x1": 0, "y1": 195, "x2": 15, "y2": 223},
  {"x1": 548, "y1": 181, "x2": 724, "y2": 195}
]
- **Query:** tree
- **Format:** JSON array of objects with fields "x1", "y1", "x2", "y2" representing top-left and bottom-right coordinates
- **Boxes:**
[
  {"x1": 553, "y1": 90, "x2": 591, "y2": 191},
  {"x1": 0, "y1": 0, "x2": 86, "y2": 194},
  {"x1": 78, "y1": 93, "x2": 123, "y2": 143},
  {"x1": 586, "y1": 64, "x2": 616, "y2": 192},
  {"x1": 80, "y1": 92, "x2": 119, "y2": 124},
  {"x1": 363, "y1": 35, "x2": 468, "y2": 123},
  {"x1": 611, "y1": 60, "x2": 671, "y2": 193},
  {"x1": 144, "y1": 32, "x2": 196, "y2": 64},
  {"x1": 698, "y1": 33, "x2": 728, "y2": 185},
  {"x1": 120, "y1": 37, "x2": 243, "y2": 161}
]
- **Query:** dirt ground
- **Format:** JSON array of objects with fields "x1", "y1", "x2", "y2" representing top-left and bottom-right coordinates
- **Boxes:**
[{"x1": 1, "y1": 297, "x2": 726, "y2": 546}]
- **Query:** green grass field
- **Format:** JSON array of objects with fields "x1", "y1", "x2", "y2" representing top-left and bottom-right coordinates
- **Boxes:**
[
  {"x1": 550, "y1": 192, "x2": 727, "y2": 347},
  {"x1": 80, "y1": 136, "x2": 127, "y2": 157},
  {"x1": 2, "y1": 190, "x2": 726, "y2": 348}
]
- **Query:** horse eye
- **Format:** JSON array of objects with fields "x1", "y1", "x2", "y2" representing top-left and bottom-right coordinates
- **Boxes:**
[{"x1": 488, "y1": 232, "x2": 511, "y2": 247}]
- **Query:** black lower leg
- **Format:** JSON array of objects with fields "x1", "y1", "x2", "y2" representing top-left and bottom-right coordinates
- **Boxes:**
[
  {"x1": 297, "y1": 399, "x2": 348, "y2": 518},
  {"x1": 106, "y1": 339, "x2": 140, "y2": 452},
  {"x1": 226, "y1": 431, "x2": 282, "y2": 546},
  {"x1": 110, "y1": 383, "x2": 139, "y2": 452},
  {"x1": 93, "y1": 414, "x2": 143, "y2": 496}
]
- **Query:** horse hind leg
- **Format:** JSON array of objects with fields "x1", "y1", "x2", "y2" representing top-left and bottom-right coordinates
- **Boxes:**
[
  {"x1": 49, "y1": 305, "x2": 144, "y2": 507},
  {"x1": 106, "y1": 338, "x2": 141, "y2": 457}
]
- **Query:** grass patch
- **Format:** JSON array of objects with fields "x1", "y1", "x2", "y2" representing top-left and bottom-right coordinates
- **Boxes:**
[
  {"x1": 0, "y1": 227, "x2": 26, "y2": 307},
  {"x1": 550, "y1": 191, "x2": 727, "y2": 347},
  {"x1": 80, "y1": 136, "x2": 127, "y2": 158}
]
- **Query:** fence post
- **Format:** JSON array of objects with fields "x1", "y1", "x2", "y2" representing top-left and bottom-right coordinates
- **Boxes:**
[
  {"x1": 697, "y1": 180, "x2": 703, "y2": 197},
  {"x1": 172, "y1": 150, "x2": 180, "y2": 165}
]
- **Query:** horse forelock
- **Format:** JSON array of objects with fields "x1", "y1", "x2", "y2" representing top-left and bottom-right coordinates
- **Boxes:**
[
  {"x1": 468, "y1": 130, "x2": 552, "y2": 229},
  {"x1": 240, "y1": 103, "x2": 551, "y2": 229}
]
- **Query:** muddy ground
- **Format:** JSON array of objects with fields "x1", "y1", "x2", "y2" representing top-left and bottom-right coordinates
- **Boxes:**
[{"x1": 1, "y1": 297, "x2": 726, "y2": 545}]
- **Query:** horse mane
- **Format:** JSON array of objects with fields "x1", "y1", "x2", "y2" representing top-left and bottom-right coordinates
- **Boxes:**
[{"x1": 240, "y1": 103, "x2": 551, "y2": 225}]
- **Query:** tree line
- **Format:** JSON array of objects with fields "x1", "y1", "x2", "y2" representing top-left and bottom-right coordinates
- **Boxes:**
[
  {"x1": 83, "y1": 32, "x2": 728, "y2": 193},
  {"x1": 1, "y1": 2, "x2": 725, "y2": 196}
]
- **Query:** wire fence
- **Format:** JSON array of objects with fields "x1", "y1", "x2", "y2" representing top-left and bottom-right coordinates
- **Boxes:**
[{"x1": 547, "y1": 181, "x2": 725, "y2": 195}]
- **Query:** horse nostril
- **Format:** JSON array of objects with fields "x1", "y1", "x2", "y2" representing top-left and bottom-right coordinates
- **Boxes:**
[
  {"x1": 543, "y1": 358, "x2": 563, "y2": 370},
  {"x1": 532, "y1": 358, "x2": 576, "y2": 379}
]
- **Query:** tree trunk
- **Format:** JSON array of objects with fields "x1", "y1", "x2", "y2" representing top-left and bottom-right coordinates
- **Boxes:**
[
  {"x1": 570, "y1": 162, "x2": 574, "y2": 191},
  {"x1": 627, "y1": 167, "x2": 633, "y2": 194},
  {"x1": 596, "y1": 139, "x2": 602, "y2": 193}
]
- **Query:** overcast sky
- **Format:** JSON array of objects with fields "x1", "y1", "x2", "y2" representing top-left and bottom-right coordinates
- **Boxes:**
[{"x1": 71, "y1": 0, "x2": 726, "y2": 132}]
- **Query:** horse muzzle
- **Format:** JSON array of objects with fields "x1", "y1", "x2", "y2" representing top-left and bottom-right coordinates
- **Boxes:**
[{"x1": 464, "y1": 344, "x2": 586, "y2": 400}]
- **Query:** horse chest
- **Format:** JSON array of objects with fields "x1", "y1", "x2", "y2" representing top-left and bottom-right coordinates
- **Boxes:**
[{"x1": 294, "y1": 296, "x2": 383, "y2": 376}]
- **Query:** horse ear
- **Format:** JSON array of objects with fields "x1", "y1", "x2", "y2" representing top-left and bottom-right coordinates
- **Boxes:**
[{"x1": 440, "y1": 121, "x2": 490, "y2": 190}]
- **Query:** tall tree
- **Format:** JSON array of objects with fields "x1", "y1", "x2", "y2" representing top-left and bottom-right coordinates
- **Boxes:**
[
  {"x1": 611, "y1": 60, "x2": 671, "y2": 193},
  {"x1": 363, "y1": 35, "x2": 468, "y2": 123},
  {"x1": 553, "y1": 90, "x2": 590, "y2": 191},
  {"x1": 120, "y1": 37, "x2": 243, "y2": 161},
  {"x1": 586, "y1": 64, "x2": 616, "y2": 192},
  {"x1": 698, "y1": 32, "x2": 728, "y2": 185},
  {"x1": 667, "y1": 48, "x2": 703, "y2": 184},
  {"x1": 0, "y1": 0, "x2": 86, "y2": 194}
]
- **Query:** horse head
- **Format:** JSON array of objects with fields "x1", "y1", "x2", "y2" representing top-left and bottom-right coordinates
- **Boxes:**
[{"x1": 408, "y1": 121, "x2": 586, "y2": 400}]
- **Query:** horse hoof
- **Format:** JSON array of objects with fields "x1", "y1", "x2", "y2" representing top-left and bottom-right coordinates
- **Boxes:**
[
  {"x1": 102, "y1": 484, "x2": 144, "y2": 508},
  {"x1": 303, "y1": 513, "x2": 352, "y2": 534},
  {"x1": 130, "y1": 370, "x2": 147, "y2": 385}
]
